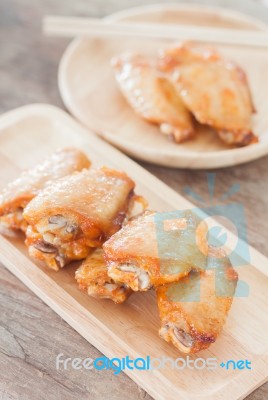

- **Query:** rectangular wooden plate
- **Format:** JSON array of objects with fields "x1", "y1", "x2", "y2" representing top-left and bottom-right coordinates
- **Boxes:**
[{"x1": 0, "y1": 104, "x2": 267, "y2": 400}]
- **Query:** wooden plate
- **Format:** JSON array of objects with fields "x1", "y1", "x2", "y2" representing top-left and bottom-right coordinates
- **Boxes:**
[
  {"x1": 0, "y1": 104, "x2": 267, "y2": 400},
  {"x1": 58, "y1": 3, "x2": 268, "y2": 169}
]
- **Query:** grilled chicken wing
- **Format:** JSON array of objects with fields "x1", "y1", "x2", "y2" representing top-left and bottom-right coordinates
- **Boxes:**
[
  {"x1": 24, "y1": 167, "x2": 135, "y2": 271},
  {"x1": 75, "y1": 249, "x2": 132, "y2": 303},
  {"x1": 159, "y1": 42, "x2": 257, "y2": 146},
  {"x1": 0, "y1": 148, "x2": 90, "y2": 235},
  {"x1": 157, "y1": 249, "x2": 238, "y2": 354},
  {"x1": 112, "y1": 52, "x2": 195, "y2": 142},
  {"x1": 103, "y1": 210, "x2": 208, "y2": 291}
]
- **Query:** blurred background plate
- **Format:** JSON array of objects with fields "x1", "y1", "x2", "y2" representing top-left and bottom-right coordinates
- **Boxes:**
[{"x1": 58, "y1": 3, "x2": 268, "y2": 169}]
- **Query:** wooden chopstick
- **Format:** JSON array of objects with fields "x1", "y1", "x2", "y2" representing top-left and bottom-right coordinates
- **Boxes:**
[{"x1": 43, "y1": 15, "x2": 268, "y2": 48}]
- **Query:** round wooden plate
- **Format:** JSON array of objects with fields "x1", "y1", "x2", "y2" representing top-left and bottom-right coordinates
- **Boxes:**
[{"x1": 58, "y1": 4, "x2": 268, "y2": 169}]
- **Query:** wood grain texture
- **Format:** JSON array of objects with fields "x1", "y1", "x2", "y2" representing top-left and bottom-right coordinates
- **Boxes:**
[
  {"x1": 0, "y1": 1, "x2": 268, "y2": 400},
  {"x1": 0, "y1": 104, "x2": 267, "y2": 400},
  {"x1": 58, "y1": 5, "x2": 268, "y2": 169}
]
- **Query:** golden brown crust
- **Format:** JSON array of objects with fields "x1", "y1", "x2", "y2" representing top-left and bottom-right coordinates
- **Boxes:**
[
  {"x1": 23, "y1": 167, "x2": 134, "y2": 236},
  {"x1": 24, "y1": 168, "x2": 135, "y2": 270},
  {"x1": 159, "y1": 41, "x2": 221, "y2": 71},
  {"x1": 112, "y1": 52, "x2": 195, "y2": 143},
  {"x1": 156, "y1": 253, "x2": 238, "y2": 354},
  {"x1": 75, "y1": 249, "x2": 132, "y2": 303},
  {"x1": 104, "y1": 210, "x2": 209, "y2": 291},
  {"x1": 0, "y1": 148, "x2": 91, "y2": 233},
  {"x1": 159, "y1": 41, "x2": 258, "y2": 146}
]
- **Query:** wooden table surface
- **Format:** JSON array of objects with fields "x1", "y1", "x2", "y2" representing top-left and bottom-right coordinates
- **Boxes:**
[{"x1": 0, "y1": 0, "x2": 268, "y2": 399}]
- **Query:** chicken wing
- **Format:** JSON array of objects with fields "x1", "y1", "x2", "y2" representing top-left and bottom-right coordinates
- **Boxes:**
[
  {"x1": 112, "y1": 52, "x2": 195, "y2": 142},
  {"x1": 103, "y1": 210, "x2": 209, "y2": 291},
  {"x1": 157, "y1": 249, "x2": 238, "y2": 354},
  {"x1": 0, "y1": 148, "x2": 90, "y2": 235},
  {"x1": 159, "y1": 42, "x2": 257, "y2": 146},
  {"x1": 24, "y1": 167, "x2": 135, "y2": 270},
  {"x1": 75, "y1": 249, "x2": 132, "y2": 303}
]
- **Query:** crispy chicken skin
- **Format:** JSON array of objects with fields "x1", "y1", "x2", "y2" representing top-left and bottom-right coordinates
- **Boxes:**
[
  {"x1": 157, "y1": 250, "x2": 238, "y2": 354},
  {"x1": 75, "y1": 249, "x2": 132, "y2": 303},
  {"x1": 24, "y1": 167, "x2": 135, "y2": 271},
  {"x1": 0, "y1": 148, "x2": 90, "y2": 234},
  {"x1": 159, "y1": 42, "x2": 258, "y2": 146},
  {"x1": 103, "y1": 210, "x2": 209, "y2": 291},
  {"x1": 112, "y1": 52, "x2": 195, "y2": 142}
]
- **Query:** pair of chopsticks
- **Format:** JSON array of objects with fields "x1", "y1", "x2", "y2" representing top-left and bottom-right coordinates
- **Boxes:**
[{"x1": 43, "y1": 16, "x2": 268, "y2": 48}]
